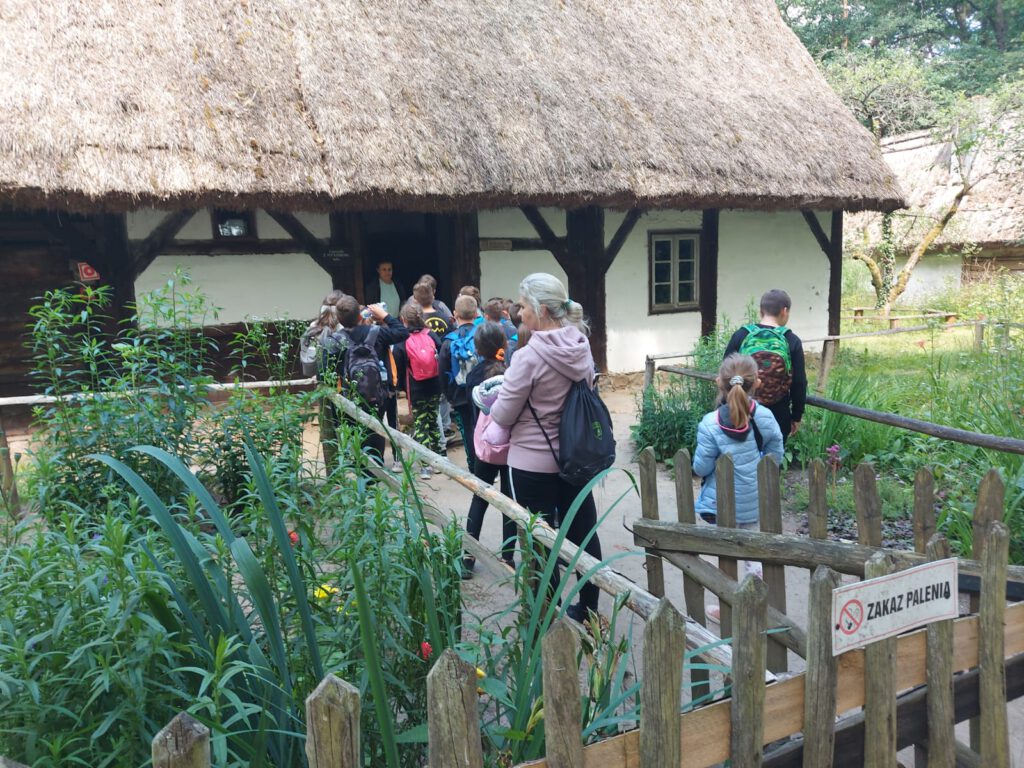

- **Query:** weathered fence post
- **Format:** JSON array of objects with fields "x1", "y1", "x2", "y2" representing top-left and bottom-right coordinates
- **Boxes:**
[
  {"x1": 970, "y1": 470, "x2": 1004, "y2": 751},
  {"x1": 979, "y1": 522, "x2": 1010, "y2": 767},
  {"x1": 863, "y1": 553, "x2": 897, "y2": 766},
  {"x1": 974, "y1": 320, "x2": 985, "y2": 352},
  {"x1": 913, "y1": 467, "x2": 936, "y2": 554},
  {"x1": 803, "y1": 565, "x2": 840, "y2": 767},
  {"x1": 716, "y1": 454, "x2": 738, "y2": 638},
  {"x1": 731, "y1": 575, "x2": 767, "y2": 766},
  {"x1": 807, "y1": 459, "x2": 828, "y2": 541},
  {"x1": 924, "y1": 534, "x2": 955, "y2": 768},
  {"x1": 639, "y1": 447, "x2": 666, "y2": 598},
  {"x1": 152, "y1": 713, "x2": 211, "y2": 768},
  {"x1": 853, "y1": 463, "x2": 882, "y2": 548},
  {"x1": 641, "y1": 599, "x2": 686, "y2": 768},
  {"x1": 427, "y1": 649, "x2": 484, "y2": 768},
  {"x1": 644, "y1": 355, "x2": 656, "y2": 391},
  {"x1": 674, "y1": 448, "x2": 709, "y2": 700},
  {"x1": 305, "y1": 674, "x2": 360, "y2": 768},
  {"x1": 0, "y1": 410, "x2": 18, "y2": 514},
  {"x1": 817, "y1": 339, "x2": 838, "y2": 394},
  {"x1": 542, "y1": 619, "x2": 583, "y2": 768},
  {"x1": 758, "y1": 456, "x2": 787, "y2": 674}
]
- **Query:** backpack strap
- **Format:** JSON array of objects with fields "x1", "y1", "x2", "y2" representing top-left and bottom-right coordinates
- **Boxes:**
[
  {"x1": 750, "y1": 406, "x2": 764, "y2": 453},
  {"x1": 525, "y1": 381, "x2": 561, "y2": 468}
]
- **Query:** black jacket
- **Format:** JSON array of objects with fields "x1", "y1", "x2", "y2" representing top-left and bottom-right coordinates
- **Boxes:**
[
  {"x1": 330, "y1": 315, "x2": 408, "y2": 389},
  {"x1": 724, "y1": 324, "x2": 807, "y2": 422},
  {"x1": 363, "y1": 279, "x2": 407, "y2": 308}
]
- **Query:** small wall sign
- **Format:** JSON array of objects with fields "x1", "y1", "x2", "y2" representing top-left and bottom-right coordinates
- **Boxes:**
[
  {"x1": 832, "y1": 558, "x2": 958, "y2": 655},
  {"x1": 77, "y1": 262, "x2": 101, "y2": 281}
]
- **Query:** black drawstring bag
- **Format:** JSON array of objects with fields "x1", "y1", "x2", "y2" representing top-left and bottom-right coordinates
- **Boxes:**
[{"x1": 529, "y1": 379, "x2": 616, "y2": 486}]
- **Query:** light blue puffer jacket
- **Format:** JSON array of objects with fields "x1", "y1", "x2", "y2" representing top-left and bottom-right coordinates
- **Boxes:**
[{"x1": 693, "y1": 404, "x2": 784, "y2": 525}]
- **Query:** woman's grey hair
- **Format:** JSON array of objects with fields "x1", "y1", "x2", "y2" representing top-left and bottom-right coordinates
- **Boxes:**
[{"x1": 519, "y1": 273, "x2": 589, "y2": 335}]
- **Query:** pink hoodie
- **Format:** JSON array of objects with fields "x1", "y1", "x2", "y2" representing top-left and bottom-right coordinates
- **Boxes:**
[{"x1": 487, "y1": 326, "x2": 595, "y2": 474}]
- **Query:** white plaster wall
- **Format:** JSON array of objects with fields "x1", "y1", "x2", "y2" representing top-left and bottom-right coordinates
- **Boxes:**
[
  {"x1": 136, "y1": 254, "x2": 330, "y2": 323},
  {"x1": 478, "y1": 208, "x2": 567, "y2": 300},
  {"x1": 477, "y1": 208, "x2": 830, "y2": 372},
  {"x1": 846, "y1": 255, "x2": 962, "y2": 305},
  {"x1": 605, "y1": 209, "x2": 703, "y2": 372},
  {"x1": 718, "y1": 210, "x2": 830, "y2": 343}
]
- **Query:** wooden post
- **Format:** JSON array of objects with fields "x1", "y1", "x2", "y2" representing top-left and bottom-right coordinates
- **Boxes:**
[
  {"x1": 716, "y1": 454, "x2": 738, "y2": 639},
  {"x1": 758, "y1": 456, "x2": 787, "y2": 674},
  {"x1": 731, "y1": 575, "x2": 768, "y2": 766},
  {"x1": 699, "y1": 209, "x2": 720, "y2": 338},
  {"x1": 644, "y1": 356, "x2": 656, "y2": 391},
  {"x1": 970, "y1": 469, "x2": 1004, "y2": 751},
  {"x1": 864, "y1": 553, "x2": 897, "y2": 767},
  {"x1": 804, "y1": 566, "x2": 839, "y2": 767},
  {"x1": 152, "y1": 713, "x2": 210, "y2": 768},
  {"x1": 807, "y1": 459, "x2": 828, "y2": 540},
  {"x1": 542, "y1": 619, "x2": 584, "y2": 768},
  {"x1": 925, "y1": 535, "x2": 955, "y2": 768},
  {"x1": 853, "y1": 463, "x2": 882, "y2": 548},
  {"x1": 640, "y1": 599, "x2": 686, "y2": 768},
  {"x1": 913, "y1": 467, "x2": 936, "y2": 554},
  {"x1": 974, "y1": 321, "x2": 985, "y2": 352},
  {"x1": 674, "y1": 448, "x2": 709, "y2": 700},
  {"x1": 0, "y1": 409, "x2": 18, "y2": 514},
  {"x1": 979, "y1": 522, "x2": 1010, "y2": 767},
  {"x1": 305, "y1": 674, "x2": 360, "y2": 768},
  {"x1": 427, "y1": 649, "x2": 484, "y2": 768},
  {"x1": 639, "y1": 447, "x2": 666, "y2": 598},
  {"x1": 816, "y1": 339, "x2": 838, "y2": 394},
  {"x1": 565, "y1": 207, "x2": 609, "y2": 372}
]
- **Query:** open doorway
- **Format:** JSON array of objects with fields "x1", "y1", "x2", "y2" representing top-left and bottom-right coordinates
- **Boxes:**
[{"x1": 361, "y1": 212, "x2": 455, "y2": 306}]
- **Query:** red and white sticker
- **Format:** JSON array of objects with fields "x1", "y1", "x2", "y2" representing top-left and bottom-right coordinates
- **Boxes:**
[
  {"x1": 77, "y1": 262, "x2": 100, "y2": 281},
  {"x1": 832, "y1": 558, "x2": 958, "y2": 655}
]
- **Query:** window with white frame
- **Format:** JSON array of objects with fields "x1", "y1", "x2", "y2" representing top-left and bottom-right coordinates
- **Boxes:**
[{"x1": 649, "y1": 232, "x2": 700, "y2": 313}]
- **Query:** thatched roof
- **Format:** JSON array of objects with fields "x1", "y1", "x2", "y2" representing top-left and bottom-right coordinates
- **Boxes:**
[
  {"x1": 855, "y1": 130, "x2": 1024, "y2": 249},
  {"x1": 0, "y1": 0, "x2": 903, "y2": 213}
]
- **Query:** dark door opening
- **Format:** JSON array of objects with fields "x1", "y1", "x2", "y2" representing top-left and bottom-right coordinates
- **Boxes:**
[{"x1": 361, "y1": 212, "x2": 455, "y2": 307}]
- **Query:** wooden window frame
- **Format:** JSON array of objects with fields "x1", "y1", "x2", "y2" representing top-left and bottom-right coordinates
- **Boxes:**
[
  {"x1": 648, "y1": 229, "x2": 701, "y2": 315},
  {"x1": 211, "y1": 209, "x2": 258, "y2": 241}
]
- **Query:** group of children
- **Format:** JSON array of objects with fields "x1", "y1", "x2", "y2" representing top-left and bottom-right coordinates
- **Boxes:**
[{"x1": 304, "y1": 280, "x2": 808, "y2": 610}]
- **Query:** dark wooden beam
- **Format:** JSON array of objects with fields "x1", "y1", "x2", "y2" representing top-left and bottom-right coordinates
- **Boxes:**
[
  {"x1": 605, "y1": 209, "x2": 644, "y2": 268},
  {"x1": 827, "y1": 210, "x2": 844, "y2": 337},
  {"x1": 38, "y1": 213, "x2": 95, "y2": 259},
  {"x1": 452, "y1": 212, "x2": 481, "y2": 293},
  {"x1": 156, "y1": 239, "x2": 312, "y2": 256},
  {"x1": 520, "y1": 206, "x2": 567, "y2": 259},
  {"x1": 476, "y1": 237, "x2": 551, "y2": 252},
  {"x1": 801, "y1": 209, "x2": 832, "y2": 255},
  {"x1": 565, "y1": 207, "x2": 609, "y2": 371},
  {"x1": 266, "y1": 211, "x2": 329, "y2": 260},
  {"x1": 699, "y1": 209, "x2": 721, "y2": 337},
  {"x1": 95, "y1": 214, "x2": 134, "y2": 327},
  {"x1": 129, "y1": 210, "x2": 197, "y2": 276}
]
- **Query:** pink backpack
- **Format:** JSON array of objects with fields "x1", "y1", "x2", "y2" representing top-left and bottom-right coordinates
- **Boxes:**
[
  {"x1": 474, "y1": 411, "x2": 509, "y2": 465},
  {"x1": 406, "y1": 330, "x2": 439, "y2": 381}
]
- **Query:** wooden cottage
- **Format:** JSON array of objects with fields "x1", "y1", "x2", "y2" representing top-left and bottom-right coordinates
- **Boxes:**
[
  {"x1": 0, "y1": 0, "x2": 902, "y2": 393},
  {"x1": 847, "y1": 129, "x2": 1023, "y2": 303}
]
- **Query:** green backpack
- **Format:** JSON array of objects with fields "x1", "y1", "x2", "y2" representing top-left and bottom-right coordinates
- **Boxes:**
[{"x1": 738, "y1": 324, "x2": 792, "y2": 405}]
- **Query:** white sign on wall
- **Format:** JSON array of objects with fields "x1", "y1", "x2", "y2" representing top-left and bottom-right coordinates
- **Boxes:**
[{"x1": 832, "y1": 558, "x2": 959, "y2": 656}]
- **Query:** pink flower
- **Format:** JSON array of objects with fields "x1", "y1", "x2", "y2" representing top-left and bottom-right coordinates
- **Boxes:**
[
  {"x1": 420, "y1": 641, "x2": 433, "y2": 660},
  {"x1": 288, "y1": 531, "x2": 300, "y2": 546}
]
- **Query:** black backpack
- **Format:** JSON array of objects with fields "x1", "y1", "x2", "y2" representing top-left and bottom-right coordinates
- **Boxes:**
[
  {"x1": 331, "y1": 326, "x2": 387, "y2": 407},
  {"x1": 530, "y1": 379, "x2": 616, "y2": 486}
]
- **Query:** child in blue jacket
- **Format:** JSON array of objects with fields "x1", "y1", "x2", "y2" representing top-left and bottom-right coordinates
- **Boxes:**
[{"x1": 693, "y1": 353, "x2": 784, "y2": 587}]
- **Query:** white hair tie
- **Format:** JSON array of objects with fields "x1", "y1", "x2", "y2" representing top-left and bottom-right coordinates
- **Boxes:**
[{"x1": 728, "y1": 375, "x2": 745, "y2": 386}]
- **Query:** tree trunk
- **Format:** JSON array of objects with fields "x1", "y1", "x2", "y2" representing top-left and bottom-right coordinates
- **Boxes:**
[
  {"x1": 992, "y1": 0, "x2": 1009, "y2": 50},
  {"x1": 884, "y1": 184, "x2": 970, "y2": 311}
]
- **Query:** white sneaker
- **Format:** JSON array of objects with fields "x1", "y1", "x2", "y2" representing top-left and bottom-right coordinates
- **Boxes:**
[
  {"x1": 419, "y1": 466, "x2": 432, "y2": 480},
  {"x1": 390, "y1": 461, "x2": 403, "y2": 473}
]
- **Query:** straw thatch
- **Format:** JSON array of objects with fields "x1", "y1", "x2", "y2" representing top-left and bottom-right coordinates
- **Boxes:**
[
  {"x1": 0, "y1": 0, "x2": 903, "y2": 213},
  {"x1": 853, "y1": 129, "x2": 1024, "y2": 249}
]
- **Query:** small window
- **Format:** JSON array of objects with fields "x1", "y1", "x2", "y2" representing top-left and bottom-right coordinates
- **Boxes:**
[
  {"x1": 649, "y1": 232, "x2": 700, "y2": 313},
  {"x1": 212, "y1": 209, "x2": 257, "y2": 239}
]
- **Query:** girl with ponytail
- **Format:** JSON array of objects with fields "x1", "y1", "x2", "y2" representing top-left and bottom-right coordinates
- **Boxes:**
[{"x1": 692, "y1": 353, "x2": 784, "y2": 590}]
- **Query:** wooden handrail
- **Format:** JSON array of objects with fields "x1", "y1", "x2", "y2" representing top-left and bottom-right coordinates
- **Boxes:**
[{"x1": 657, "y1": 365, "x2": 1024, "y2": 456}]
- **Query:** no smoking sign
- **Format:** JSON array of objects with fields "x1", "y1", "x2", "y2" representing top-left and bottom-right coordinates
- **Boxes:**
[{"x1": 831, "y1": 559, "x2": 958, "y2": 655}]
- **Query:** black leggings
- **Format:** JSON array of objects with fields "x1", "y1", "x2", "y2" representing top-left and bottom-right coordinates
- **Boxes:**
[
  {"x1": 509, "y1": 468, "x2": 602, "y2": 613},
  {"x1": 466, "y1": 461, "x2": 516, "y2": 563}
]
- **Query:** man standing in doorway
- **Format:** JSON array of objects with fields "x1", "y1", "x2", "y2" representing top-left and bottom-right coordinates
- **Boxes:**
[{"x1": 364, "y1": 259, "x2": 407, "y2": 312}]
